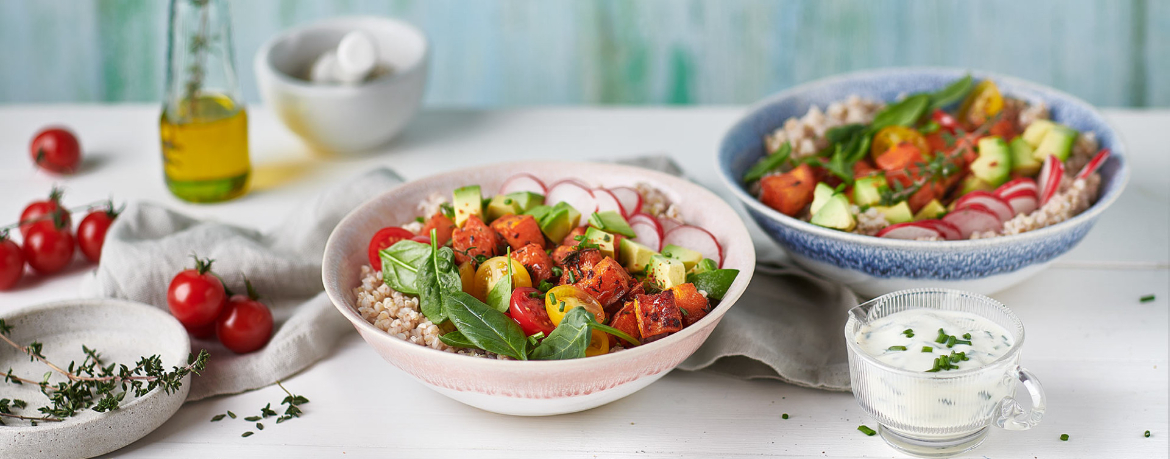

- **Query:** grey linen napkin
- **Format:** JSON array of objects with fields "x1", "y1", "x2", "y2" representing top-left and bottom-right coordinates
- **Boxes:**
[{"x1": 79, "y1": 169, "x2": 405, "y2": 401}]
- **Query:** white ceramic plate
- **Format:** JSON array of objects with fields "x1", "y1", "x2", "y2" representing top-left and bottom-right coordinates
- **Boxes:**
[{"x1": 0, "y1": 299, "x2": 191, "y2": 458}]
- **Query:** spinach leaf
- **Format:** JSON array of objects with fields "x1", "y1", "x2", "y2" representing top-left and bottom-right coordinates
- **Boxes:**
[
  {"x1": 380, "y1": 240, "x2": 431, "y2": 295},
  {"x1": 417, "y1": 243, "x2": 461, "y2": 323},
  {"x1": 485, "y1": 251, "x2": 513, "y2": 313},
  {"x1": 928, "y1": 75, "x2": 973, "y2": 110},
  {"x1": 742, "y1": 142, "x2": 792, "y2": 183},
  {"x1": 438, "y1": 330, "x2": 476, "y2": 348},
  {"x1": 529, "y1": 307, "x2": 593, "y2": 360},
  {"x1": 686, "y1": 269, "x2": 740, "y2": 300},
  {"x1": 825, "y1": 124, "x2": 867, "y2": 144},
  {"x1": 445, "y1": 291, "x2": 529, "y2": 360},
  {"x1": 871, "y1": 94, "x2": 930, "y2": 131}
]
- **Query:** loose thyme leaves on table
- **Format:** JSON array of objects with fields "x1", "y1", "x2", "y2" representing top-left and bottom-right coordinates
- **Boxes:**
[
  {"x1": 1145, "y1": 430, "x2": 1152, "y2": 438},
  {"x1": 1140, "y1": 294, "x2": 1156, "y2": 303},
  {"x1": 210, "y1": 380, "x2": 310, "y2": 437},
  {"x1": 858, "y1": 425, "x2": 877, "y2": 436},
  {"x1": 1060, "y1": 434, "x2": 1070, "y2": 441},
  {"x1": 782, "y1": 413, "x2": 789, "y2": 419}
]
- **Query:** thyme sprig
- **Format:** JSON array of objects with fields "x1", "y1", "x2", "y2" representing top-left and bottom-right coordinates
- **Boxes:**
[
  {"x1": 209, "y1": 381, "x2": 310, "y2": 437},
  {"x1": 0, "y1": 319, "x2": 208, "y2": 425}
]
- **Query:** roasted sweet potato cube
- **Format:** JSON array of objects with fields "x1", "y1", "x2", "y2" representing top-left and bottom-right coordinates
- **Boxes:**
[
  {"x1": 451, "y1": 215, "x2": 502, "y2": 265},
  {"x1": 607, "y1": 301, "x2": 642, "y2": 347},
  {"x1": 553, "y1": 246, "x2": 602, "y2": 274},
  {"x1": 420, "y1": 213, "x2": 456, "y2": 246},
  {"x1": 561, "y1": 226, "x2": 587, "y2": 246},
  {"x1": 669, "y1": 283, "x2": 710, "y2": 327},
  {"x1": 759, "y1": 163, "x2": 816, "y2": 217},
  {"x1": 634, "y1": 292, "x2": 683, "y2": 343},
  {"x1": 573, "y1": 256, "x2": 632, "y2": 309},
  {"x1": 511, "y1": 243, "x2": 555, "y2": 284},
  {"x1": 490, "y1": 214, "x2": 545, "y2": 251}
]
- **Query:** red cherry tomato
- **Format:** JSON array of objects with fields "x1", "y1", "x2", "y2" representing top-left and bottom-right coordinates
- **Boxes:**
[
  {"x1": 509, "y1": 287, "x2": 555, "y2": 336},
  {"x1": 20, "y1": 187, "x2": 71, "y2": 237},
  {"x1": 367, "y1": 227, "x2": 415, "y2": 269},
  {"x1": 216, "y1": 293, "x2": 274, "y2": 354},
  {"x1": 185, "y1": 321, "x2": 217, "y2": 339},
  {"x1": 22, "y1": 219, "x2": 75, "y2": 274},
  {"x1": 167, "y1": 257, "x2": 227, "y2": 328},
  {"x1": 931, "y1": 109, "x2": 960, "y2": 133},
  {"x1": 30, "y1": 127, "x2": 82, "y2": 174},
  {"x1": 77, "y1": 207, "x2": 118, "y2": 263},
  {"x1": 410, "y1": 234, "x2": 432, "y2": 244},
  {"x1": 0, "y1": 234, "x2": 25, "y2": 290}
]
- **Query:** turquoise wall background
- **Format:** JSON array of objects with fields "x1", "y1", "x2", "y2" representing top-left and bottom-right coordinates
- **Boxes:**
[{"x1": 1, "y1": 0, "x2": 1166, "y2": 107}]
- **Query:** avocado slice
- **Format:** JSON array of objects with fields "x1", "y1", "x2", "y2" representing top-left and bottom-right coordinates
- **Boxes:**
[
  {"x1": 506, "y1": 191, "x2": 544, "y2": 212},
  {"x1": 914, "y1": 199, "x2": 947, "y2": 221},
  {"x1": 690, "y1": 258, "x2": 718, "y2": 275},
  {"x1": 588, "y1": 211, "x2": 637, "y2": 238},
  {"x1": 959, "y1": 175, "x2": 994, "y2": 196},
  {"x1": 872, "y1": 201, "x2": 914, "y2": 225},
  {"x1": 810, "y1": 182, "x2": 837, "y2": 216},
  {"x1": 647, "y1": 254, "x2": 686, "y2": 290},
  {"x1": 486, "y1": 194, "x2": 523, "y2": 222},
  {"x1": 971, "y1": 137, "x2": 1012, "y2": 187},
  {"x1": 1033, "y1": 124, "x2": 1077, "y2": 162},
  {"x1": 584, "y1": 226, "x2": 617, "y2": 259},
  {"x1": 538, "y1": 207, "x2": 579, "y2": 243},
  {"x1": 852, "y1": 176, "x2": 885, "y2": 208},
  {"x1": 551, "y1": 202, "x2": 581, "y2": 227},
  {"x1": 1021, "y1": 119, "x2": 1056, "y2": 148},
  {"x1": 1010, "y1": 137, "x2": 1042, "y2": 177},
  {"x1": 452, "y1": 185, "x2": 484, "y2": 227},
  {"x1": 661, "y1": 244, "x2": 703, "y2": 271},
  {"x1": 810, "y1": 193, "x2": 856, "y2": 231},
  {"x1": 618, "y1": 238, "x2": 657, "y2": 273}
]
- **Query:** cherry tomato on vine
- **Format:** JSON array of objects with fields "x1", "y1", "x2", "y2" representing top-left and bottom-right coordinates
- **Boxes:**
[
  {"x1": 20, "y1": 187, "x2": 71, "y2": 237},
  {"x1": 0, "y1": 233, "x2": 25, "y2": 290},
  {"x1": 22, "y1": 217, "x2": 75, "y2": 275},
  {"x1": 167, "y1": 256, "x2": 226, "y2": 328},
  {"x1": 185, "y1": 321, "x2": 217, "y2": 339},
  {"x1": 215, "y1": 281, "x2": 273, "y2": 354},
  {"x1": 367, "y1": 227, "x2": 415, "y2": 269},
  {"x1": 78, "y1": 205, "x2": 120, "y2": 263},
  {"x1": 509, "y1": 287, "x2": 555, "y2": 336},
  {"x1": 30, "y1": 127, "x2": 82, "y2": 174}
]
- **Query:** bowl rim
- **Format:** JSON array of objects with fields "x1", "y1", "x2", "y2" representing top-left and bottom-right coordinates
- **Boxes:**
[
  {"x1": 322, "y1": 160, "x2": 756, "y2": 371},
  {"x1": 254, "y1": 15, "x2": 430, "y2": 93},
  {"x1": 716, "y1": 66, "x2": 1130, "y2": 250}
]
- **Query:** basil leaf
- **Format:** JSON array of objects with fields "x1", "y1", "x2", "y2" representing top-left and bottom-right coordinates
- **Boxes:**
[
  {"x1": 871, "y1": 94, "x2": 930, "y2": 131},
  {"x1": 686, "y1": 269, "x2": 740, "y2": 300},
  {"x1": 530, "y1": 307, "x2": 593, "y2": 360},
  {"x1": 445, "y1": 291, "x2": 529, "y2": 360},
  {"x1": 379, "y1": 240, "x2": 431, "y2": 295},
  {"x1": 825, "y1": 124, "x2": 866, "y2": 144},
  {"x1": 928, "y1": 74, "x2": 973, "y2": 110},
  {"x1": 417, "y1": 245, "x2": 461, "y2": 323},
  {"x1": 438, "y1": 331, "x2": 476, "y2": 348},
  {"x1": 743, "y1": 142, "x2": 792, "y2": 183},
  {"x1": 486, "y1": 254, "x2": 513, "y2": 313}
]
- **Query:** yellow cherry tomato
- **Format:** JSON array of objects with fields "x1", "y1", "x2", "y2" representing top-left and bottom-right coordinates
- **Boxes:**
[
  {"x1": 458, "y1": 261, "x2": 476, "y2": 295},
  {"x1": 472, "y1": 256, "x2": 531, "y2": 302},
  {"x1": 958, "y1": 80, "x2": 1004, "y2": 127},
  {"x1": 544, "y1": 284, "x2": 605, "y2": 326},
  {"x1": 870, "y1": 125, "x2": 930, "y2": 159},
  {"x1": 585, "y1": 329, "x2": 610, "y2": 356}
]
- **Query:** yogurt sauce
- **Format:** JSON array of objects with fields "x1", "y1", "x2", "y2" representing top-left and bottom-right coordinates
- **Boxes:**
[{"x1": 855, "y1": 309, "x2": 1014, "y2": 372}]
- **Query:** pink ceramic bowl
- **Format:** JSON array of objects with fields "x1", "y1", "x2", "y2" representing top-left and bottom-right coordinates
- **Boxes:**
[{"x1": 322, "y1": 161, "x2": 756, "y2": 415}]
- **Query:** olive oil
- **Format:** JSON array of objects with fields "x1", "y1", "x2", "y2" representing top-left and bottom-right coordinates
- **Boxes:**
[{"x1": 160, "y1": 94, "x2": 250, "y2": 202}]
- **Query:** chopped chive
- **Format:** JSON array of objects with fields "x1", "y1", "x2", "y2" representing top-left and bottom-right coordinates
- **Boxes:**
[
  {"x1": 567, "y1": 270, "x2": 576, "y2": 283},
  {"x1": 551, "y1": 267, "x2": 563, "y2": 277},
  {"x1": 962, "y1": 333, "x2": 972, "y2": 340},
  {"x1": 887, "y1": 346, "x2": 907, "y2": 351},
  {"x1": 954, "y1": 339, "x2": 972, "y2": 346},
  {"x1": 415, "y1": 216, "x2": 425, "y2": 223},
  {"x1": 679, "y1": 308, "x2": 689, "y2": 316},
  {"x1": 858, "y1": 425, "x2": 877, "y2": 436},
  {"x1": 782, "y1": 413, "x2": 789, "y2": 419},
  {"x1": 1140, "y1": 294, "x2": 1156, "y2": 303},
  {"x1": 242, "y1": 431, "x2": 254, "y2": 438},
  {"x1": 211, "y1": 414, "x2": 226, "y2": 422},
  {"x1": 1060, "y1": 434, "x2": 1069, "y2": 441},
  {"x1": 558, "y1": 301, "x2": 566, "y2": 312},
  {"x1": 504, "y1": 198, "x2": 513, "y2": 205},
  {"x1": 946, "y1": 336, "x2": 958, "y2": 348},
  {"x1": 921, "y1": 346, "x2": 933, "y2": 352},
  {"x1": 1145, "y1": 430, "x2": 1151, "y2": 438},
  {"x1": 227, "y1": 411, "x2": 236, "y2": 419}
]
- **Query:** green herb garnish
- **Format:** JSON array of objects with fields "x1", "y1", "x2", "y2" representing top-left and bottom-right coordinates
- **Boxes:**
[
  {"x1": 858, "y1": 425, "x2": 877, "y2": 436},
  {"x1": 242, "y1": 431, "x2": 253, "y2": 438},
  {"x1": 742, "y1": 142, "x2": 792, "y2": 183},
  {"x1": 1140, "y1": 294, "x2": 1156, "y2": 303},
  {"x1": 211, "y1": 414, "x2": 226, "y2": 422},
  {"x1": 1060, "y1": 434, "x2": 1069, "y2": 441},
  {"x1": 921, "y1": 346, "x2": 933, "y2": 353},
  {"x1": 887, "y1": 346, "x2": 907, "y2": 351},
  {"x1": 1145, "y1": 430, "x2": 1151, "y2": 438},
  {"x1": 782, "y1": 413, "x2": 789, "y2": 419}
]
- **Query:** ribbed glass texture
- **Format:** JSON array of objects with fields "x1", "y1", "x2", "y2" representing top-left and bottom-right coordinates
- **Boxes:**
[{"x1": 845, "y1": 289, "x2": 1025, "y2": 438}]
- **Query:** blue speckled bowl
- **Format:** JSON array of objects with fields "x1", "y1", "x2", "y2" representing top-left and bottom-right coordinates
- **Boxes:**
[{"x1": 717, "y1": 68, "x2": 1128, "y2": 297}]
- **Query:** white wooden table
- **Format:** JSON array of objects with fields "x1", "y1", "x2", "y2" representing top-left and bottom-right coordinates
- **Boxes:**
[{"x1": 0, "y1": 106, "x2": 1166, "y2": 458}]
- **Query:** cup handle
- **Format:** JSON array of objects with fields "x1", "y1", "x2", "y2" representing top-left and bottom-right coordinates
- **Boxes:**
[{"x1": 994, "y1": 365, "x2": 1046, "y2": 431}]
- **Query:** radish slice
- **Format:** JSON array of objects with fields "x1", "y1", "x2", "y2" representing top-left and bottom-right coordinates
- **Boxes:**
[
  {"x1": 549, "y1": 178, "x2": 591, "y2": 189},
  {"x1": 876, "y1": 222, "x2": 942, "y2": 240},
  {"x1": 993, "y1": 177, "x2": 1039, "y2": 199},
  {"x1": 592, "y1": 188, "x2": 624, "y2": 215},
  {"x1": 658, "y1": 216, "x2": 684, "y2": 233},
  {"x1": 1002, "y1": 192, "x2": 1039, "y2": 216},
  {"x1": 1076, "y1": 148, "x2": 1110, "y2": 180},
  {"x1": 498, "y1": 173, "x2": 547, "y2": 195},
  {"x1": 608, "y1": 187, "x2": 643, "y2": 217},
  {"x1": 630, "y1": 221, "x2": 663, "y2": 251},
  {"x1": 942, "y1": 205, "x2": 1003, "y2": 239},
  {"x1": 662, "y1": 225, "x2": 723, "y2": 267},
  {"x1": 545, "y1": 181, "x2": 598, "y2": 214},
  {"x1": 917, "y1": 219, "x2": 963, "y2": 241},
  {"x1": 954, "y1": 191, "x2": 1015, "y2": 222},
  {"x1": 1037, "y1": 155, "x2": 1065, "y2": 205}
]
